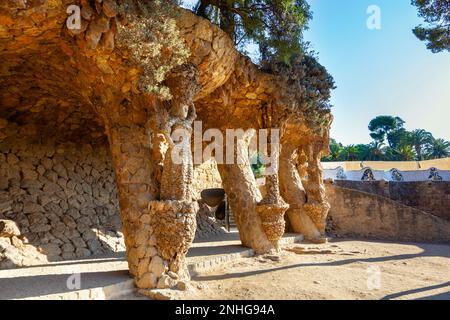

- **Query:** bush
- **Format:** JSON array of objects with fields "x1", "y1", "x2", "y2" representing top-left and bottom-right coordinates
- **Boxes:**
[{"x1": 116, "y1": 0, "x2": 190, "y2": 100}]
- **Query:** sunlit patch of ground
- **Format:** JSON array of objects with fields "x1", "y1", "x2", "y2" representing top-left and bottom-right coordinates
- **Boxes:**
[{"x1": 181, "y1": 239, "x2": 450, "y2": 300}]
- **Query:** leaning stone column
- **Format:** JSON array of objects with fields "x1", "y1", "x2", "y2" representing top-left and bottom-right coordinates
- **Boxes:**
[
  {"x1": 105, "y1": 113, "x2": 158, "y2": 280},
  {"x1": 217, "y1": 130, "x2": 276, "y2": 253},
  {"x1": 144, "y1": 119, "x2": 198, "y2": 289},
  {"x1": 279, "y1": 143, "x2": 323, "y2": 240},
  {"x1": 255, "y1": 129, "x2": 289, "y2": 249},
  {"x1": 101, "y1": 63, "x2": 200, "y2": 290},
  {"x1": 302, "y1": 142, "x2": 330, "y2": 239},
  {"x1": 138, "y1": 63, "x2": 200, "y2": 290}
]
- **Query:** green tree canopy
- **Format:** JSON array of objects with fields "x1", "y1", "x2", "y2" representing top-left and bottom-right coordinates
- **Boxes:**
[
  {"x1": 368, "y1": 141, "x2": 385, "y2": 161},
  {"x1": 409, "y1": 129, "x2": 434, "y2": 160},
  {"x1": 337, "y1": 145, "x2": 359, "y2": 161},
  {"x1": 193, "y1": 0, "x2": 312, "y2": 63},
  {"x1": 426, "y1": 138, "x2": 450, "y2": 158},
  {"x1": 250, "y1": 152, "x2": 265, "y2": 178},
  {"x1": 368, "y1": 116, "x2": 405, "y2": 148},
  {"x1": 396, "y1": 145, "x2": 416, "y2": 161},
  {"x1": 412, "y1": 0, "x2": 450, "y2": 53},
  {"x1": 322, "y1": 116, "x2": 450, "y2": 162},
  {"x1": 322, "y1": 138, "x2": 343, "y2": 161}
]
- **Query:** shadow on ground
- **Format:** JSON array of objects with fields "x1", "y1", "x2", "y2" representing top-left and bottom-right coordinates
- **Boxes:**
[
  {"x1": 0, "y1": 270, "x2": 130, "y2": 300},
  {"x1": 1, "y1": 237, "x2": 449, "y2": 300},
  {"x1": 382, "y1": 281, "x2": 450, "y2": 300},
  {"x1": 195, "y1": 239, "x2": 450, "y2": 280}
]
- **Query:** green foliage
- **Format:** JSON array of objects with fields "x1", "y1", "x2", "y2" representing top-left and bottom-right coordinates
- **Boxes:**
[
  {"x1": 368, "y1": 116, "x2": 405, "y2": 148},
  {"x1": 337, "y1": 145, "x2": 360, "y2": 161},
  {"x1": 426, "y1": 138, "x2": 450, "y2": 158},
  {"x1": 250, "y1": 152, "x2": 265, "y2": 178},
  {"x1": 323, "y1": 115, "x2": 450, "y2": 161},
  {"x1": 367, "y1": 141, "x2": 385, "y2": 161},
  {"x1": 192, "y1": 1, "x2": 334, "y2": 133},
  {"x1": 116, "y1": 0, "x2": 190, "y2": 99},
  {"x1": 264, "y1": 53, "x2": 335, "y2": 132},
  {"x1": 409, "y1": 129, "x2": 433, "y2": 160},
  {"x1": 322, "y1": 138, "x2": 343, "y2": 161},
  {"x1": 193, "y1": 0, "x2": 312, "y2": 63},
  {"x1": 412, "y1": 0, "x2": 450, "y2": 53},
  {"x1": 395, "y1": 145, "x2": 416, "y2": 161}
]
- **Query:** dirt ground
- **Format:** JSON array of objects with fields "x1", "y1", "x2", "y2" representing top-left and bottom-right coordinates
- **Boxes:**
[{"x1": 179, "y1": 239, "x2": 450, "y2": 300}]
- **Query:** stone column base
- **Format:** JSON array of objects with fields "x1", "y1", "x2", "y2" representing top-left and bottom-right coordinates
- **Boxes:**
[
  {"x1": 255, "y1": 203, "x2": 289, "y2": 247},
  {"x1": 303, "y1": 202, "x2": 330, "y2": 237},
  {"x1": 134, "y1": 200, "x2": 198, "y2": 289}
]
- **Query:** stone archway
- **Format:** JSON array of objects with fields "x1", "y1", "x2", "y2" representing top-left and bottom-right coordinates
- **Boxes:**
[
  {"x1": 0, "y1": 3, "x2": 127, "y2": 266},
  {"x1": 0, "y1": 1, "x2": 333, "y2": 291}
]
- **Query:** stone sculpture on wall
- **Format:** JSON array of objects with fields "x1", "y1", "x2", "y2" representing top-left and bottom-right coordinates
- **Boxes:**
[
  {"x1": 390, "y1": 168, "x2": 404, "y2": 182},
  {"x1": 428, "y1": 168, "x2": 443, "y2": 181},
  {"x1": 336, "y1": 167, "x2": 347, "y2": 180},
  {"x1": 324, "y1": 166, "x2": 449, "y2": 182},
  {"x1": 361, "y1": 168, "x2": 375, "y2": 181}
]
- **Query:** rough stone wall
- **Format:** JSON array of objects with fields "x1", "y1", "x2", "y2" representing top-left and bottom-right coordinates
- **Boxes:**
[
  {"x1": 0, "y1": 121, "x2": 125, "y2": 262},
  {"x1": 195, "y1": 202, "x2": 226, "y2": 239},
  {"x1": 326, "y1": 182, "x2": 450, "y2": 243},
  {"x1": 332, "y1": 180, "x2": 394, "y2": 198},
  {"x1": 190, "y1": 164, "x2": 450, "y2": 242},
  {"x1": 388, "y1": 182, "x2": 450, "y2": 221},
  {"x1": 333, "y1": 180, "x2": 450, "y2": 221},
  {"x1": 0, "y1": 120, "x2": 224, "y2": 267},
  {"x1": 0, "y1": 219, "x2": 47, "y2": 269},
  {"x1": 176, "y1": 10, "x2": 238, "y2": 100},
  {"x1": 191, "y1": 159, "x2": 222, "y2": 200}
]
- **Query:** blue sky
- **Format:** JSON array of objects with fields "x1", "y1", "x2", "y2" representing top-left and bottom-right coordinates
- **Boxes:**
[{"x1": 181, "y1": 0, "x2": 450, "y2": 145}]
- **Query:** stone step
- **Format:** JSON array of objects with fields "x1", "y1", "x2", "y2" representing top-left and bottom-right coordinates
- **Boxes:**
[
  {"x1": 188, "y1": 233, "x2": 304, "y2": 276},
  {"x1": 1, "y1": 233, "x2": 304, "y2": 300},
  {"x1": 22, "y1": 279, "x2": 136, "y2": 300}
]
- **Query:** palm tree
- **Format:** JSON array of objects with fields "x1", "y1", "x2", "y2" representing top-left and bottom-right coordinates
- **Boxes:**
[
  {"x1": 354, "y1": 144, "x2": 370, "y2": 160},
  {"x1": 338, "y1": 145, "x2": 359, "y2": 161},
  {"x1": 328, "y1": 138, "x2": 343, "y2": 161},
  {"x1": 322, "y1": 138, "x2": 343, "y2": 161},
  {"x1": 426, "y1": 138, "x2": 450, "y2": 159},
  {"x1": 396, "y1": 145, "x2": 416, "y2": 161},
  {"x1": 410, "y1": 129, "x2": 433, "y2": 160},
  {"x1": 368, "y1": 141, "x2": 385, "y2": 160}
]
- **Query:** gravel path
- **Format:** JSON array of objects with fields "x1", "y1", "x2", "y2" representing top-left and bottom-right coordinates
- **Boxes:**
[
  {"x1": 2, "y1": 236, "x2": 449, "y2": 300},
  {"x1": 183, "y1": 239, "x2": 450, "y2": 300}
]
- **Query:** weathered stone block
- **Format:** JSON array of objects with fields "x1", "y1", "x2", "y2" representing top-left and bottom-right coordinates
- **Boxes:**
[
  {"x1": 39, "y1": 243, "x2": 61, "y2": 256},
  {"x1": 157, "y1": 274, "x2": 178, "y2": 289},
  {"x1": 0, "y1": 219, "x2": 21, "y2": 237},
  {"x1": 135, "y1": 272, "x2": 157, "y2": 289},
  {"x1": 148, "y1": 255, "x2": 165, "y2": 277},
  {"x1": 71, "y1": 237, "x2": 87, "y2": 248}
]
